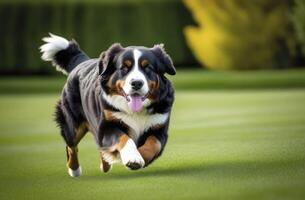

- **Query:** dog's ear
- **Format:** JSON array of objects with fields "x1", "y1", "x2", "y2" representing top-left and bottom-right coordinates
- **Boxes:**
[
  {"x1": 151, "y1": 44, "x2": 176, "y2": 75},
  {"x1": 99, "y1": 43, "x2": 123, "y2": 76}
]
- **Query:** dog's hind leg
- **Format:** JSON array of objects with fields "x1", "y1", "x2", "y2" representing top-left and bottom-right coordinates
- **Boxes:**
[
  {"x1": 66, "y1": 146, "x2": 81, "y2": 177},
  {"x1": 55, "y1": 101, "x2": 88, "y2": 177},
  {"x1": 65, "y1": 122, "x2": 88, "y2": 177}
]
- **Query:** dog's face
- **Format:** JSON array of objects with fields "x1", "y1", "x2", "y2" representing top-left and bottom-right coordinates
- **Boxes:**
[{"x1": 99, "y1": 43, "x2": 176, "y2": 113}]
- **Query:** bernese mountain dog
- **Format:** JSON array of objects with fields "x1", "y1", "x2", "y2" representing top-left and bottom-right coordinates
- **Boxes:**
[{"x1": 40, "y1": 33, "x2": 176, "y2": 177}]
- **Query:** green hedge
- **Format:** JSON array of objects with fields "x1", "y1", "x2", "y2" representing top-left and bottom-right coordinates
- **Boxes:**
[
  {"x1": 292, "y1": 0, "x2": 305, "y2": 55},
  {"x1": 0, "y1": 1, "x2": 195, "y2": 74}
]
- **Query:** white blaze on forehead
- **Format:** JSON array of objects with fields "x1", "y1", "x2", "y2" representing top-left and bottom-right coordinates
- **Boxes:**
[
  {"x1": 122, "y1": 49, "x2": 149, "y2": 96},
  {"x1": 130, "y1": 49, "x2": 146, "y2": 82},
  {"x1": 133, "y1": 49, "x2": 142, "y2": 67}
]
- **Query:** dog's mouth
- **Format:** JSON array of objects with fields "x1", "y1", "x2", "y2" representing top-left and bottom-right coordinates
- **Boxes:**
[{"x1": 121, "y1": 90, "x2": 148, "y2": 112}]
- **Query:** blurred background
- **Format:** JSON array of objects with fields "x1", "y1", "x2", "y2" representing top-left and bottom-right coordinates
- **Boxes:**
[
  {"x1": 1, "y1": 1, "x2": 305, "y2": 200},
  {"x1": 1, "y1": 0, "x2": 305, "y2": 74}
]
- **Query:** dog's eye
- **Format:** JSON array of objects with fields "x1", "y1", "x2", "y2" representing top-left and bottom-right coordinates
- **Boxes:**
[
  {"x1": 123, "y1": 60, "x2": 132, "y2": 68},
  {"x1": 141, "y1": 59, "x2": 149, "y2": 68}
]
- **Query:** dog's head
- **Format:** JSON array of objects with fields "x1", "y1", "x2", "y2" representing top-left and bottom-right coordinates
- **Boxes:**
[{"x1": 99, "y1": 43, "x2": 176, "y2": 113}]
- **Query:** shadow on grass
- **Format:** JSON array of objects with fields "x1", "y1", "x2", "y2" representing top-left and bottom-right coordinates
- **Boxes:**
[{"x1": 82, "y1": 159, "x2": 305, "y2": 181}]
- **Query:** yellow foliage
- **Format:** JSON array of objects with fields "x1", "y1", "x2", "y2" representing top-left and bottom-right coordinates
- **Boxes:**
[{"x1": 183, "y1": 0, "x2": 291, "y2": 70}]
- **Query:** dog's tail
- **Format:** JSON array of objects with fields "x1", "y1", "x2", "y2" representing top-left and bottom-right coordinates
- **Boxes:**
[{"x1": 39, "y1": 33, "x2": 89, "y2": 75}]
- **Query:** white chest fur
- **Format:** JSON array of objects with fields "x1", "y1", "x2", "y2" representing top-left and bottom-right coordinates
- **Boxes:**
[{"x1": 112, "y1": 111, "x2": 169, "y2": 141}]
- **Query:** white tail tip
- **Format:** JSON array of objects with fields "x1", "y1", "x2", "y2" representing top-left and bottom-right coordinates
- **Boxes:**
[{"x1": 39, "y1": 33, "x2": 69, "y2": 62}]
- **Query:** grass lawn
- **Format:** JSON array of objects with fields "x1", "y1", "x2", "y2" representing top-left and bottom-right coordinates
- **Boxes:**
[{"x1": 0, "y1": 88, "x2": 305, "y2": 199}]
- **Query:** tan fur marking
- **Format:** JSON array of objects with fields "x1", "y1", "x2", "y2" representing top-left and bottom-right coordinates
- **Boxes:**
[
  {"x1": 116, "y1": 134, "x2": 130, "y2": 151},
  {"x1": 116, "y1": 80, "x2": 125, "y2": 91},
  {"x1": 106, "y1": 74, "x2": 122, "y2": 95},
  {"x1": 104, "y1": 110, "x2": 114, "y2": 121},
  {"x1": 66, "y1": 146, "x2": 79, "y2": 170},
  {"x1": 107, "y1": 74, "x2": 114, "y2": 88},
  {"x1": 101, "y1": 134, "x2": 130, "y2": 154},
  {"x1": 138, "y1": 136, "x2": 161, "y2": 165},
  {"x1": 149, "y1": 80, "x2": 157, "y2": 90},
  {"x1": 148, "y1": 80, "x2": 159, "y2": 100},
  {"x1": 74, "y1": 122, "x2": 88, "y2": 145}
]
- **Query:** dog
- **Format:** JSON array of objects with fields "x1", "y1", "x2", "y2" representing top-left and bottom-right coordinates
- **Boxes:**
[{"x1": 40, "y1": 33, "x2": 176, "y2": 177}]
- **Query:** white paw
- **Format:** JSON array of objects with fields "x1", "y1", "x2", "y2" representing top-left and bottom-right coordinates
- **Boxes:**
[
  {"x1": 120, "y1": 139, "x2": 145, "y2": 170},
  {"x1": 68, "y1": 166, "x2": 82, "y2": 177}
]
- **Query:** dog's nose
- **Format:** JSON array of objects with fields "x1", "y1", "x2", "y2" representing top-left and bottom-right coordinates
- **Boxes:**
[{"x1": 130, "y1": 80, "x2": 144, "y2": 90}]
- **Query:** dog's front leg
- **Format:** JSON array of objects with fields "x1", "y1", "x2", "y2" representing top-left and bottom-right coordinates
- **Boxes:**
[
  {"x1": 98, "y1": 122, "x2": 144, "y2": 170},
  {"x1": 117, "y1": 134, "x2": 145, "y2": 170},
  {"x1": 138, "y1": 136, "x2": 162, "y2": 167}
]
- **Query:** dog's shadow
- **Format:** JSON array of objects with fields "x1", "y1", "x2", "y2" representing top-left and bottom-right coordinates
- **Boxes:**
[
  {"x1": 82, "y1": 163, "x2": 206, "y2": 181},
  {"x1": 81, "y1": 159, "x2": 299, "y2": 181}
]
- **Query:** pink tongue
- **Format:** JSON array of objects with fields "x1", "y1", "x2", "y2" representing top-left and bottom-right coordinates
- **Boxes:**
[{"x1": 128, "y1": 96, "x2": 143, "y2": 112}]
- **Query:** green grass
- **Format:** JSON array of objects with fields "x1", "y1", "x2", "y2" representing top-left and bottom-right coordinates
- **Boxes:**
[
  {"x1": 170, "y1": 69, "x2": 305, "y2": 90},
  {"x1": 1, "y1": 69, "x2": 305, "y2": 93},
  {"x1": 0, "y1": 89, "x2": 305, "y2": 199}
]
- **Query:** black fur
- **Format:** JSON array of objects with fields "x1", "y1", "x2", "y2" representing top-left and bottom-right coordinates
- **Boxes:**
[
  {"x1": 151, "y1": 44, "x2": 176, "y2": 75},
  {"x1": 99, "y1": 43, "x2": 124, "y2": 75},
  {"x1": 54, "y1": 40, "x2": 89, "y2": 73}
]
